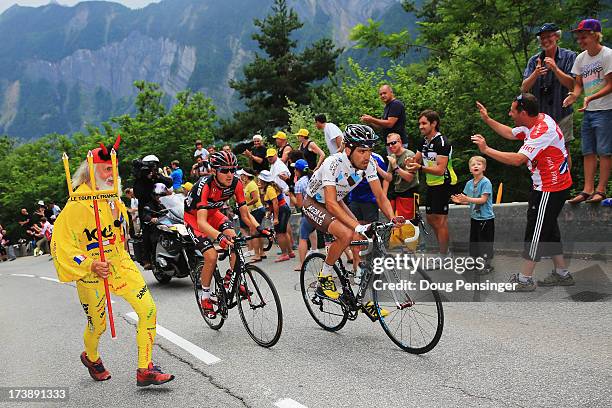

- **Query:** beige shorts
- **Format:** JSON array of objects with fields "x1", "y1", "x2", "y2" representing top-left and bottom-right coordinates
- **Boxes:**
[{"x1": 558, "y1": 113, "x2": 574, "y2": 143}]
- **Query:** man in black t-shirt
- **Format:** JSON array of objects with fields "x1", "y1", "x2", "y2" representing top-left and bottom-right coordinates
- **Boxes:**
[
  {"x1": 360, "y1": 84, "x2": 407, "y2": 146},
  {"x1": 243, "y1": 134, "x2": 269, "y2": 173},
  {"x1": 18, "y1": 208, "x2": 32, "y2": 238}
]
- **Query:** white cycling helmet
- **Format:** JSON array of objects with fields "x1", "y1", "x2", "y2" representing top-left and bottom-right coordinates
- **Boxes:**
[{"x1": 142, "y1": 154, "x2": 160, "y2": 163}]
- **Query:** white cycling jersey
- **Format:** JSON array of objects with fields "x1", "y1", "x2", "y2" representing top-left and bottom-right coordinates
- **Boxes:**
[{"x1": 306, "y1": 152, "x2": 378, "y2": 203}]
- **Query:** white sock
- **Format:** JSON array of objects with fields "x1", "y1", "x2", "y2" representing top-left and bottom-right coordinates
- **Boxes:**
[
  {"x1": 555, "y1": 268, "x2": 569, "y2": 277},
  {"x1": 200, "y1": 287, "x2": 210, "y2": 300},
  {"x1": 322, "y1": 262, "x2": 334, "y2": 276},
  {"x1": 518, "y1": 273, "x2": 531, "y2": 283}
]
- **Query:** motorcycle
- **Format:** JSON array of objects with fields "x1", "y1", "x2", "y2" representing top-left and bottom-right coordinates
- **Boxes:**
[{"x1": 129, "y1": 194, "x2": 201, "y2": 284}]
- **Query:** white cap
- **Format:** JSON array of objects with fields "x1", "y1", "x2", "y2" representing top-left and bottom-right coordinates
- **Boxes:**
[
  {"x1": 37, "y1": 200, "x2": 45, "y2": 206},
  {"x1": 257, "y1": 170, "x2": 273, "y2": 183}
]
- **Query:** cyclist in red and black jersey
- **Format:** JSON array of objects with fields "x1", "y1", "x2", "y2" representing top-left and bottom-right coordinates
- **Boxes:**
[{"x1": 184, "y1": 151, "x2": 270, "y2": 316}]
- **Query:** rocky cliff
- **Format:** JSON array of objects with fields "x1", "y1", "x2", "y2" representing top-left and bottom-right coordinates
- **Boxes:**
[{"x1": 0, "y1": 0, "x2": 407, "y2": 139}]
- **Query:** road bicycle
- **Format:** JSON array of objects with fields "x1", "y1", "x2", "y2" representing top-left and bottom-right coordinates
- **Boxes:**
[
  {"x1": 190, "y1": 234, "x2": 282, "y2": 347},
  {"x1": 300, "y1": 215, "x2": 444, "y2": 354}
]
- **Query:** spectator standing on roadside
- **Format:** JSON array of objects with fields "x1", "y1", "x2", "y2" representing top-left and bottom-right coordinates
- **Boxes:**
[
  {"x1": 18, "y1": 208, "x2": 31, "y2": 238},
  {"x1": 267, "y1": 148, "x2": 290, "y2": 194},
  {"x1": 360, "y1": 84, "x2": 408, "y2": 146},
  {"x1": 237, "y1": 168, "x2": 267, "y2": 262},
  {"x1": 243, "y1": 134, "x2": 269, "y2": 173},
  {"x1": 169, "y1": 160, "x2": 184, "y2": 191},
  {"x1": 563, "y1": 19, "x2": 612, "y2": 204},
  {"x1": 296, "y1": 128, "x2": 326, "y2": 170},
  {"x1": 385, "y1": 132, "x2": 419, "y2": 219},
  {"x1": 191, "y1": 156, "x2": 208, "y2": 180},
  {"x1": 274, "y1": 131, "x2": 293, "y2": 164},
  {"x1": 48, "y1": 201, "x2": 61, "y2": 222},
  {"x1": 315, "y1": 114, "x2": 343, "y2": 154},
  {"x1": 194, "y1": 140, "x2": 208, "y2": 161},
  {"x1": 125, "y1": 188, "x2": 140, "y2": 236},
  {"x1": 451, "y1": 156, "x2": 495, "y2": 274},
  {"x1": 474, "y1": 93, "x2": 573, "y2": 291},
  {"x1": 407, "y1": 110, "x2": 458, "y2": 258},
  {"x1": 522, "y1": 23, "x2": 576, "y2": 169},
  {"x1": 292, "y1": 159, "x2": 315, "y2": 272}
]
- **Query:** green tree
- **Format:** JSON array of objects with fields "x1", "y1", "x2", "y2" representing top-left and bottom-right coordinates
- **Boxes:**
[
  {"x1": 229, "y1": 0, "x2": 342, "y2": 139},
  {"x1": 339, "y1": 0, "x2": 610, "y2": 201},
  {"x1": 0, "y1": 81, "x2": 219, "y2": 240},
  {"x1": 112, "y1": 81, "x2": 218, "y2": 178},
  {"x1": 352, "y1": 0, "x2": 608, "y2": 75}
]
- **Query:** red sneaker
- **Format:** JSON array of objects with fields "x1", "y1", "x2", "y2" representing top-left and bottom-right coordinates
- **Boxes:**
[
  {"x1": 136, "y1": 363, "x2": 175, "y2": 387},
  {"x1": 200, "y1": 297, "x2": 217, "y2": 318},
  {"x1": 80, "y1": 351, "x2": 111, "y2": 381}
]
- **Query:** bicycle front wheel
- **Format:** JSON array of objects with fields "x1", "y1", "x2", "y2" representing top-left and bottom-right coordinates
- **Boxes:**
[
  {"x1": 237, "y1": 265, "x2": 283, "y2": 347},
  {"x1": 300, "y1": 253, "x2": 348, "y2": 332},
  {"x1": 373, "y1": 265, "x2": 443, "y2": 354}
]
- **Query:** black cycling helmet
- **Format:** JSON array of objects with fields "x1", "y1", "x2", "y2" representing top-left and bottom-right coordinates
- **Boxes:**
[
  {"x1": 343, "y1": 124, "x2": 378, "y2": 148},
  {"x1": 210, "y1": 151, "x2": 238, "y2": 169}
]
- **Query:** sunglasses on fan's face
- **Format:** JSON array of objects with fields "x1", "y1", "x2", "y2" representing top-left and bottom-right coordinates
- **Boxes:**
[
  {"x1": 218, "y1": 167, "x2": 237, "y2": 174},
  {"x1": 386, "y1": 140, "x2": 400, "y2": 147}
]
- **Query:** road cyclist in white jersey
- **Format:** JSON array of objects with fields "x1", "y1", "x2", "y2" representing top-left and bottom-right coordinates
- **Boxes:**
[{"x1": 302, "y1": 124, "x2": 405, "y2": 318}]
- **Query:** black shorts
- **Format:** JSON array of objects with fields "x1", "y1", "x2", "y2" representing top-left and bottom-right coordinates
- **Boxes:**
[
  {"x1": 469, "y1": 218, "x2": 495, "y2": 260},
  {"x1": 522, "y1": 188, "x2": 569, "y2": 261},
  {"x1": 239, "y1": 207, "x2": 266, "y2": 229},
  {"x1": 186, "y1": 221, "x2": 233, "y2": 253},
  {"x1": 426, "y1": 184, "x2": 457, "y2": 215},
  {"x1": 349, "y1": 201, "x2": 379, "y2": 223},
  {"x1": 274, "y1": 204, "x2": 291, "y2": 234}
]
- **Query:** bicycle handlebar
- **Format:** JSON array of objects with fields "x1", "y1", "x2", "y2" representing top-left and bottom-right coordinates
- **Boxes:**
[
  {"x1": 355, "y1": 220, "x2": 421, "y2": 255},
  {"x1": 216, "y1": 233, "x2": 274, "y2": 260}
]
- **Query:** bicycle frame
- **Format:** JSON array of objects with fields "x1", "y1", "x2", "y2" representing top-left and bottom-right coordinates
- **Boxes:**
[
  {"x1": 334, "y1": 218, "x2": 423, "y2": 313},
  {"x1": 215, "y1": 235, "x2": 273, "y2": 313}
]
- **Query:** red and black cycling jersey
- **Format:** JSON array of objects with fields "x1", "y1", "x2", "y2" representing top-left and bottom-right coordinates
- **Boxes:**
[{"x1": 184, "y1": 175, "x2": 246, "y2": 232}]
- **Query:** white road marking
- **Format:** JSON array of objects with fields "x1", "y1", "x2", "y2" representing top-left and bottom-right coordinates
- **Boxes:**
[
  {"x1": 275, "y1": 398, "x2": 308, "y2": 408},
  {"x1": 125, "y1": 312, "x2": 221, "y2": 365},
  {"x1": 11, "y1": 273, "x2": 35, "y2": 277},
  {"x1": 40, "y1": 277, "x2": 60, "y2": 283}
]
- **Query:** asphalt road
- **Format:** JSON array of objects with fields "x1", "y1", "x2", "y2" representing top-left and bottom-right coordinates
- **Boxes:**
[{"x1": 1, "y1": 253, "x2": 611, "y2": 408}]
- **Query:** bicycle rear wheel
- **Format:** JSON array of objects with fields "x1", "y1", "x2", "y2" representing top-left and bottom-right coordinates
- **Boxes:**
[
  {"x1": 237, "y1": 265, "x2": 283, "y2": 347},
  {"x1": 300, "y1": 253, "x2": 348, "y2": 332},
  {"x1": 373, "y1": 264, "x2": 443, "y2": 353},
  {"x1": 191, "y1": 262, "x2": 225, "y2": 330}
]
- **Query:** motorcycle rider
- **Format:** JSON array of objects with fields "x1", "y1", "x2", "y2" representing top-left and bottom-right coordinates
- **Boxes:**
[{"x1": 133, "y1": 155, "x2": 172, "y2": 269}]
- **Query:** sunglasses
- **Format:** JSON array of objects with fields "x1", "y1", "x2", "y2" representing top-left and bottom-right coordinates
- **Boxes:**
[
  {"x1": 515, "y1": 94, "x2": 527, "y2": 112},
  {"x1": 386, "y1": 141, "x2": 400, "y2": 147},
  {"x1": 218, "y1": 167, "x2": 237, "y2": 174}
]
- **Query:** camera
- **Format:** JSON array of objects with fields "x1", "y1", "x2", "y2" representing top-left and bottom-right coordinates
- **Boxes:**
[{"x1": 132, "y1": 159, "x2": 156, "y2": 179}]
